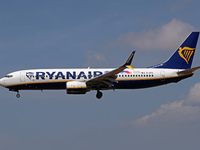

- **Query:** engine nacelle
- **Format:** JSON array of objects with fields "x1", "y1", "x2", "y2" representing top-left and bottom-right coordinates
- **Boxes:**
[{"x1": 66, "y1": 81, "x2": 87, "y2": 94}]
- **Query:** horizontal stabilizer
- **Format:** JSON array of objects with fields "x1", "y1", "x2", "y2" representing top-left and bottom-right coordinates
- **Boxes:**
[{"x1": 178, "y1": 66, "x2": 200, "y2": 75}]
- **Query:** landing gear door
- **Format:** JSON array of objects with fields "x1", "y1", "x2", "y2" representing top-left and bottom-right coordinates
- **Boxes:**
[{"x1": 20, "y1": 72, "x2": 25, "y2": 82}]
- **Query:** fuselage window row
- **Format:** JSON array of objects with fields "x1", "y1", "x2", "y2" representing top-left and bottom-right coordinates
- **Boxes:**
[
  {"x1": 30, "y1": 74, "x2": 154, "y2": 79},
  {"x1": 118, "y1": 74, "x2": 154, "y2": 78}
]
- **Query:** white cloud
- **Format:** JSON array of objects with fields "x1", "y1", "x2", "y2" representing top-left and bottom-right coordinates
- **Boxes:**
[
  {"x1": 132, "y1": 82, "x2": 200, "y2": 127},
  {"x1": 84, "y1": 50, "x2": 107, "y2": 67},
  {"x1": 114, "y1": 19, "x2": 194, "y2": 51},
  {"x1": 185, "y1": 82, "x2": 200, "y2": 105}
]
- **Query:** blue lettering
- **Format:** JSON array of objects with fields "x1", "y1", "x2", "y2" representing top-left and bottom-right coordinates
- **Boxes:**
[
  {"x1": 88, "y1": 71, "x2": 92, "y2": 79},
  {"x1": 94, "y1": 71, "x2": 103, "y2": 77},
  {"x1": 67, "y1": 71, "x2": 76, "y2": 79},
  {"x1": 36, "y1": 72, "x2": 45, "y2": 80},
  {"x1": 46, "y1": 72, "x2": 56, "y2": 79},
  {"x1": 55, "y1": 72, "x2": 65, "y2": 79},
  {"x1": 36, "y1": 70, "x2": 104, "y2": 80},
  {"x1": 77, "y1": 71, "x2": 87, "y2": 79}
]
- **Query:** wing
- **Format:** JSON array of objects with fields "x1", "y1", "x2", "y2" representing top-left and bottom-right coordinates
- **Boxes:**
[{"x1": 86, "y1": 51, "x2": 135, "y2": 90}]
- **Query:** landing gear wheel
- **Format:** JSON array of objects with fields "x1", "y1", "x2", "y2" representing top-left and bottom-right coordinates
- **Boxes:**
[
  {"x1": 16, "y1": 93, "x2": 20, "y2": 98},
  {"x1": 96, "y1": 91, "x2": 103, "y2": 99}
]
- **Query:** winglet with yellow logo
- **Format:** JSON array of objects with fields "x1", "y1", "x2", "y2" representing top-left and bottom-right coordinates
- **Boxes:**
[
  {"x1": 123, "y1": 51, "x2": 135, "y2": 70},
  {"x1": 125, "y1": 51, "x2": 135, "y2": 66}
]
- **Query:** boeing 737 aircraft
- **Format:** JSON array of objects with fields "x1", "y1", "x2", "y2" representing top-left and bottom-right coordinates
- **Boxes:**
[{"x1": 0, "y1": 32, "x2": 200, "y2": 99}]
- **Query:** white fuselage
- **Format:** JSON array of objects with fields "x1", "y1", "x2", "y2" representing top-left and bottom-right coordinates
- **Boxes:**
[{"x1": 0, "y1": 68, "x2": 191, "y2": 91}]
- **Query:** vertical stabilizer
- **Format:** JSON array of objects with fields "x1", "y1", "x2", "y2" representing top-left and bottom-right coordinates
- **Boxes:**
[{"x1": 151, "y1": 32, "x2": 199, "y2": 69}]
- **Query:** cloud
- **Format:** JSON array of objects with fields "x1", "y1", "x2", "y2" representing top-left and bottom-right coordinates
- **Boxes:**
[
  {"x1": 132, "y1": 82, "x2": 200, "y2": 127},
  {"x1": 113, "y1": 19, "x2": 194, "y2": 51},
  {"x1": 185, "y1": 82, "x2": 200, "y2": 105},
  {"x1": 84, "y1": 50, "x2": 107, "y2": 67}
]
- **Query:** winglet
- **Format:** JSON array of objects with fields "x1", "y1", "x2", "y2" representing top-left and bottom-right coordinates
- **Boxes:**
[
  {"x1": 125, "y1": 51, "x2": 135, "y2": 66},
  {"x1": 123, "y1": 51, "x2": 135, "y2": 70},
  {"x1": 126, "y1": 65, "x2": 134, "y2": 70}
]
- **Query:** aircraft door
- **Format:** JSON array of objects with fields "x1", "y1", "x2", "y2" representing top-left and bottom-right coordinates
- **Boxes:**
[
  {"x1": 20, "y1": 72, "x2": 25, "y2": 82},
  {"x1": 160, "y1": 70, "x2": 165, "y2": 81}
]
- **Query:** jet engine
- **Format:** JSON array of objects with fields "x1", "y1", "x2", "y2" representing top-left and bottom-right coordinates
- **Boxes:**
[{"x1": 66, "y1": 81, "x2": 87, "y2": 94}]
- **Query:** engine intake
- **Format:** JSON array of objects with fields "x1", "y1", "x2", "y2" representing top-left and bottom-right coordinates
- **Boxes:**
[{"x1": 66, "y1": 81, "x2": 87, "y2": 94}]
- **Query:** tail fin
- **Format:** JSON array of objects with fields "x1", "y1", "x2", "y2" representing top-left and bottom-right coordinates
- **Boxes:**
[{"x1": 151, "y1": 32, "x2": 199, "y2": 69}]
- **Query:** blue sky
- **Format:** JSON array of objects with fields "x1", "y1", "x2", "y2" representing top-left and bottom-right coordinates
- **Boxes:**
[{"x1": 1, "y1": 0, "x2": 200, "y2": 149}]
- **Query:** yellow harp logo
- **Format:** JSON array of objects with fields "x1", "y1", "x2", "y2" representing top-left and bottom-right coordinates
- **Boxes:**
[{"x1": 178, "y1": 47, "x2": 195, "y2": 64}]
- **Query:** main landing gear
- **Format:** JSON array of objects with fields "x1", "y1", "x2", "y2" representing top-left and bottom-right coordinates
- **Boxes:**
[
  {"x1": 16, "y1": 91, "x2": 20, "y2": 98},
  {"x1": 96, "y1": 90, "x2": 103, "y2": 99}
]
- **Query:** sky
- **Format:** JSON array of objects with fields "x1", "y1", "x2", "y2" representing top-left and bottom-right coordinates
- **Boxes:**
[{"x1": 1, "y1": 0, "x2": 200, "y2": 149}]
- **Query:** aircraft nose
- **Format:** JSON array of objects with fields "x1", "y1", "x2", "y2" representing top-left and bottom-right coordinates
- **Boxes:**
[{"x1": 0, "y1": 78, "x2": 5, "y2": 86}]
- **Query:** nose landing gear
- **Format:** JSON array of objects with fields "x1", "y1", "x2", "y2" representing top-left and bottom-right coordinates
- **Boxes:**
[
  {"x1": 96, "y1": 90, "x2": 103, "y2": 99},
  {"x1": 16, "y1": 91, "x2": 20, "y2": 98}
]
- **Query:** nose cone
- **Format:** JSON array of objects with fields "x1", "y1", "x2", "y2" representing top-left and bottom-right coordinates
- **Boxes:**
[{"x1": 0, "y1": 78, "x2": 5, "y2": 87}]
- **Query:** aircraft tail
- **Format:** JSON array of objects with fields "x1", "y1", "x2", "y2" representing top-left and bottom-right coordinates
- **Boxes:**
[{"x1": 151, "y1": 32, "x2": 199, "y2": 69}]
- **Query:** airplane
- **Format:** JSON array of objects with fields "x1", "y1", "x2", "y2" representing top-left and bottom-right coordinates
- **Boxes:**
[{"x1": 0, "y1": 32, "x2": 200, "y2": 99}]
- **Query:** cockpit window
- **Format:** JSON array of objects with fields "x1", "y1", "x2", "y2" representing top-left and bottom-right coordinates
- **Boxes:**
[{"x1": 5, "y1": 75, "x2": 13, "y2": 78}]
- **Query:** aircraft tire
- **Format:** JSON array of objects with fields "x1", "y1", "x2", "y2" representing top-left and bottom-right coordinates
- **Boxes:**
[
  {"x1": 16, "y1": 93, "x2": 20, "y2": 98},
  {"x1": 96, "y1": 91, "x2": 103, "y2": 99}
]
